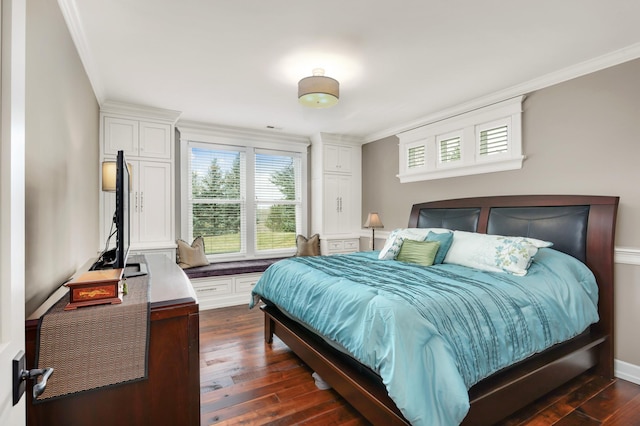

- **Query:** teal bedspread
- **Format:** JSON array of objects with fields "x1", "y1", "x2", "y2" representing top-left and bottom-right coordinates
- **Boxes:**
[{"x1": 250, "y1": 248, "x2": 599, "y2": 425}]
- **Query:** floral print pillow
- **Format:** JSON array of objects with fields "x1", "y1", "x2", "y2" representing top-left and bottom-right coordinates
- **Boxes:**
[{"x1": 444, "y1": 231, "x2": 552, "y2": 276}]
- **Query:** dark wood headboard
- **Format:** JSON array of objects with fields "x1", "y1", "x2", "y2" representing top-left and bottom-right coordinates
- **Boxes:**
[{"x1": 408, "y1": 194, "x2": 619, "y2": 377}]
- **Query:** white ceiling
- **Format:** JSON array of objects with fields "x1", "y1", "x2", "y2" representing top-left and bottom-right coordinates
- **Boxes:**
[{"x1": 60, "y1": 0, "x2": 640, "y2": 141}]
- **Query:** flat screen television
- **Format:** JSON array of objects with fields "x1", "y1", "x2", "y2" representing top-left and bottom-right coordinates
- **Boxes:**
[
  {"x1": 91, "y1": 150, "x2": 130, "y2": 271},
  {"x1": 113, "y1": 149, "x2": 130, "y2": 269}
]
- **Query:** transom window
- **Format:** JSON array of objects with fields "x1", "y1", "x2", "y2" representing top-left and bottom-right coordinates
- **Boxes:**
[
  {"x1": 397, "y1": 96, "x2": 523, "y2": 182},
  {"x1": 438, "y1": 135, "x2": 462, "y2": 164}
]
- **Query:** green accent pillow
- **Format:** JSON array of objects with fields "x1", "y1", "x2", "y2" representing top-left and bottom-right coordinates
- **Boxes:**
[
  {"x1": 396, "y1": 239, "x2": 441, "y2": 266},
  {"x1": 426, "y1": 231, "x2": 454, "y2": 264}
]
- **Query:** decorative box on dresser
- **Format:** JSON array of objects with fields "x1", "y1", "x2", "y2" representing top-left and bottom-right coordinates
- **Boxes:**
[
  {"x1": 99, "y1": 101, "x2": 181, "y2": 260},
  {"x1": 310, "y1": 133, "x2": 363, "y2": 255}
]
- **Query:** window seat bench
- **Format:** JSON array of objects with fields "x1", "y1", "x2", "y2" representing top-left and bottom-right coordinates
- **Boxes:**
[{"x1": 183, "y1": 258, "x2": 286, "y2": 310}]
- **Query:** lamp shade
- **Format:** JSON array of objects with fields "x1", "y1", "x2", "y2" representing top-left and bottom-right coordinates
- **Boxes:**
[
  {"x1": 298, "y1": 68, "x2": 339, "y2": 108},
  {"x1": 101, "y1": 161, "x2": 117, "y2": 192},
  {"x1": 102, "y1": 161, "x2": 132, "y2": 192},
  {"x1": 364, "y1": 212, "x2": 383, "y2": 229}
]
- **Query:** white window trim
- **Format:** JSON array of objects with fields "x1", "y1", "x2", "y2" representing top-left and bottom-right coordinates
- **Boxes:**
[
  {"x1": 397, "y1": 96, "x2": 524, "y2": 182},
  {"x1": 178, "y1": 122, "x2": 309, "y2": 261}
]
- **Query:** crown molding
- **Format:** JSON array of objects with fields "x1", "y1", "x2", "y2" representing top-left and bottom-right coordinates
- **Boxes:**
[
  {"x1": 57, "y1": 0, "x2": 105, "y2": 103},
  {"x1": 311, "y1": 132, "x2": 365, "y2": 147},
  {"x1": 100, "y1": 100, "x2": 182, "y2": 123},
  {"x1": 365, "y1": 42, "x2": 640, "y2": 143},
  {"x1": 177, "y1": 120, "x2": 310, "y2": 151}
]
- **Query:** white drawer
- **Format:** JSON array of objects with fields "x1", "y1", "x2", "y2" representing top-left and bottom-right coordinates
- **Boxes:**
[
  {"x1": 328, "y1": 240, "x2": 344, "y2": 251},
  {"x1": 343, "y1": 239, "x2": 359, "y2": 250},
  {"x1": 235, "y1": 274, "x2": 261, "y2": 292},
  {"x1": 191, "y1": 277, "x2": 233, "y2": 296}
]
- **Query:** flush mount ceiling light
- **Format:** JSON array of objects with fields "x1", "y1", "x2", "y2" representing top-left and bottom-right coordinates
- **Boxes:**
[{"x1": 298, "y1": 68, "x2": 339, "y2": 108}]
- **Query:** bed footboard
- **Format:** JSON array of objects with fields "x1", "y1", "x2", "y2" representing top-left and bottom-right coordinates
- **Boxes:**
[{"x1": 261, "y1": 304, "x2": 409, "y2": 425}]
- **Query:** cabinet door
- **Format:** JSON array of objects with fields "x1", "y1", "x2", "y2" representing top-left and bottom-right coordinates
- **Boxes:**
[
  {"x1": 323, "y1": 174, "x2": 352, "y2": 234},
  {"x1": 323, "y1": 175, "x2": 341, "y2": 234},
  {"x1": 139, "y1": 121, "x2": 171, "y2": 159},
  {"x1": 323, "y1": 144, "x2": 352, "y2": 173},
  {"x1": 336, "y1": 175, "x2": 352, "y2": 233},
  {"x1": 136, "y1": 161, "x2": 172, "y2": 244},
  {"x1": 104, "y1": 117, "x2": 139, "y2": 157}
]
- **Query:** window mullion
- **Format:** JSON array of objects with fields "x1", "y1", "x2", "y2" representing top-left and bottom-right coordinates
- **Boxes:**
[{"x1": 245, "y1": 147, "x2": 256, "y2": 257}]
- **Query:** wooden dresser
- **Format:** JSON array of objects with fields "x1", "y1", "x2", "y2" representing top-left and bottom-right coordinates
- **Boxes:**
[{"x1": 25, "y1": 255, "x2": 200, "y2": 426}]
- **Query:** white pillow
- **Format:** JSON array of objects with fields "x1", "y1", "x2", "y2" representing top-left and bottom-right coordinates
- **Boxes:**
[
  {"x1": 378, "y1": 228, "x2": 451, "y2": 260},
  {"x1": 443, "y1": 231, "x2": 552, "y2": 276}
]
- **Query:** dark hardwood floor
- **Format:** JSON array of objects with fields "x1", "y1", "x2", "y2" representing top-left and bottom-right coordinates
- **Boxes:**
[{"x1": 200, "y1": 305, "x2": 640, "y2": 425}]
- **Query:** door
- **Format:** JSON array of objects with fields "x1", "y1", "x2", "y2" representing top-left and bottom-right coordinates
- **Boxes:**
[{"x1": 0, "y1": 0, "x2": 27, "y2": 423}]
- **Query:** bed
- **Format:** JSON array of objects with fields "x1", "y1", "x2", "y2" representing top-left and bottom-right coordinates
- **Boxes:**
[{"x1": 251, "y1": 195, "x2": 618, "y2": 425}]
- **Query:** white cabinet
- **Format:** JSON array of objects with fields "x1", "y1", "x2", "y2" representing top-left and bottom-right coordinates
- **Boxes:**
[
  {"x1": 323, "y1": 174, "x2": 353, "y2": 234},
  {"x1": 101, "y1": 160, "x2": 172, "y2": 250},
  {"x1": 99, "y1": 101, "x2": 180, "y2": 257},
  {"x1": 104, "y1": 117, "x2": 171, "y2": 159},
  {"x1": 323, "y1": 144, "x2": 352, "y2": 173},
  {"x1": 190, "y1": 272, "x2": 262, "y2": 310},
  {"x1": 310, "y1": 134, "x2": 362, "y2": 255},
  {"x1": 323, "y1": 238, "x2": 360, "y2": 255},
  {"x1": 134, "y1": 161, "x2": 172, "y2": 245}
]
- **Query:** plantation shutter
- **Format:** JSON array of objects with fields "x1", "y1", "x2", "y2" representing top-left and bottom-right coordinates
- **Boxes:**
[
  {"x1": 408, "y1": 145, "x2": 425, "y2": 168},
  {"x1": 439, "y1": 136, "x2": 461, "y2": 163},
  {"x1": 254, "y1": 150, "x2": 302, "y2": 252},
  {"x1": 479, "y1": 125, "x2": 509, "y2": 156},
  {"x1": 188, "y1": 145, "x2": 246, "y2": 255}
]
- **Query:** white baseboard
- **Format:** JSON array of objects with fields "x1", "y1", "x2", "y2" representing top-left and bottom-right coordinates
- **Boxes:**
[{"x1": 615, "y1": 359, "x2": 640, "y2": 385}]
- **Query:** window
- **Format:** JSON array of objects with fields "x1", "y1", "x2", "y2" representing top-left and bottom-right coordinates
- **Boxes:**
[
  {"x1": 181, "y1": 127, "x2": 308, "y2": 261},
  {"x1": 478, "y1": 124, "x2": 508, "y2": 157},
  {"x1": 188, "y1": 146, "x2": 246, "y2": 256},
  {"x1": 438, "y1": 135, "x2": 462, "y2": 164},
  {"x1": 397, "y1": 96, "x2": 523, "y2": 182},
  {"x1": 254, "y1": 150, "x2": 302, "y2": 252},
  {"x1": 407, "y1": 145, "x2": 425, "y2": 168}
]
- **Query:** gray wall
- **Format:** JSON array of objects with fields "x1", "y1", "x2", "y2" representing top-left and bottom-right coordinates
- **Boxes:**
[
  {"x1": 362, "y1": 58, "x2": 640, "y2": 366},
  {"x1": 25, "y1": 0, "x2": 99, "y2": 315}
]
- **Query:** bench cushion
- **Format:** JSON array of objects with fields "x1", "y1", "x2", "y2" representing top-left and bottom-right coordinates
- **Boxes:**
[{"x1": 183, "y1": 257, "x2": 286, "y2": 279}]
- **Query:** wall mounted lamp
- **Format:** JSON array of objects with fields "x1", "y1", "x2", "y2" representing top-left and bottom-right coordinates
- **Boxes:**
[{"x1": 101, "y1": 161, "x2": 132, "y2": 192}]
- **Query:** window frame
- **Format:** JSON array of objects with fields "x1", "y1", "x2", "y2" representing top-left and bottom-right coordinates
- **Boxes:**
[{"x1": 179, "y1": 123, "x2": 309, "y2": 261}]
